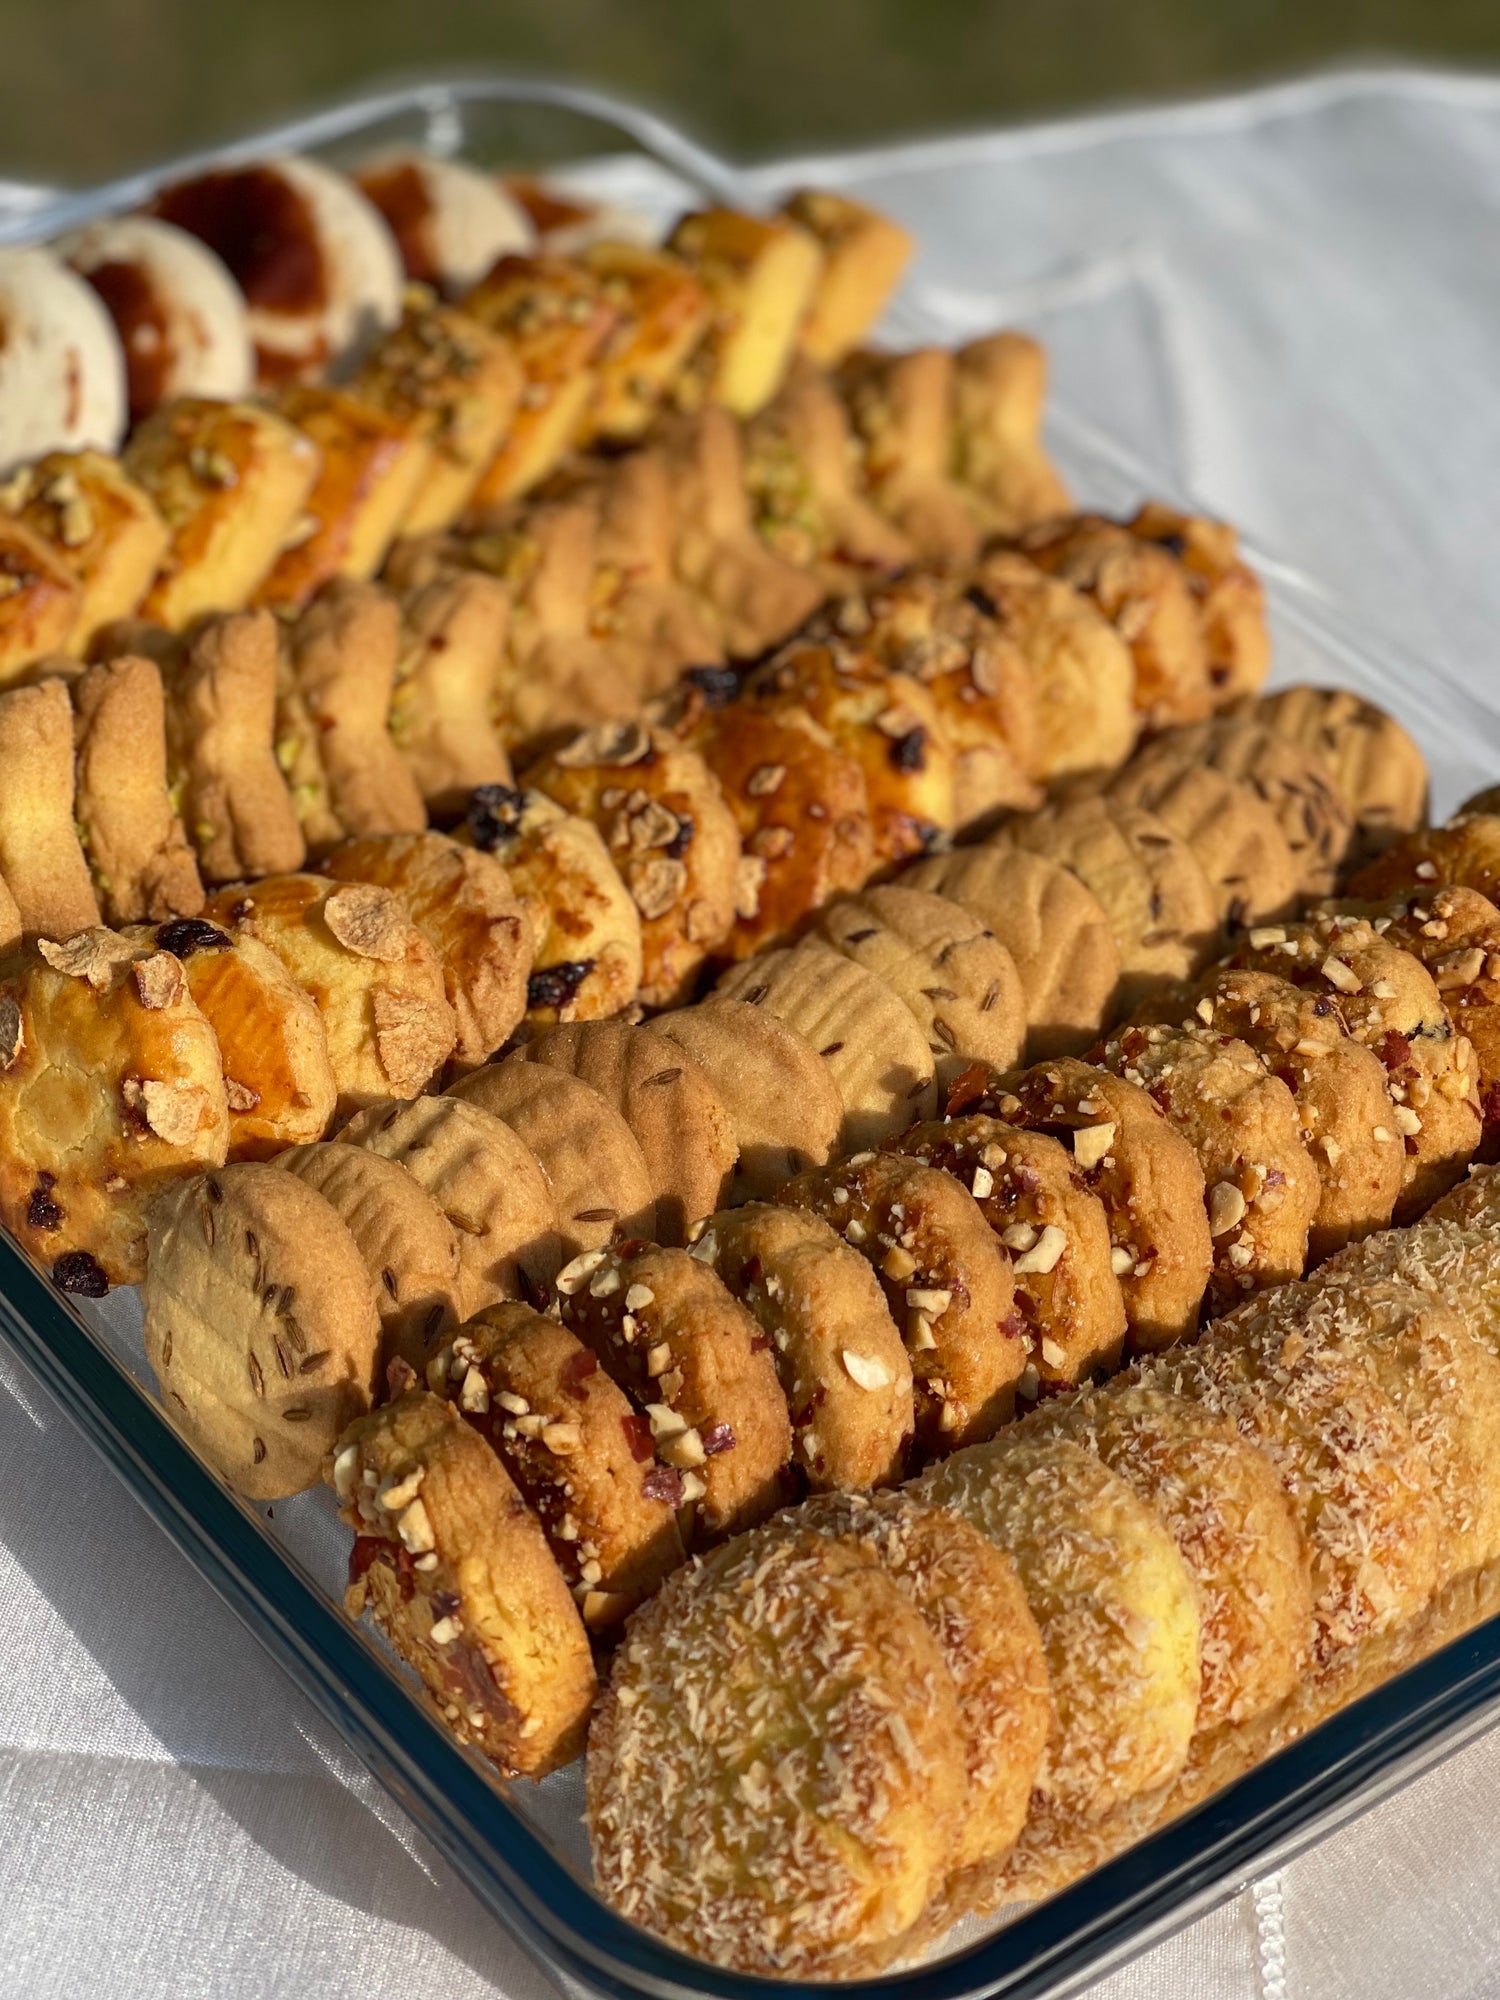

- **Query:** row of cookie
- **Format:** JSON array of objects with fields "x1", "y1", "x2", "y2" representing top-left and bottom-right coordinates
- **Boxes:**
[{"x1": 581, "y1": 1162, "x2": 1500, "y2": 1977}]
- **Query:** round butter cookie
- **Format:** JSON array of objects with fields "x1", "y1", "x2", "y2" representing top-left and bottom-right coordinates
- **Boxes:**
[
  {"x1": 1103, "y1": 760, "x2": 1298, "y2": 928},
  {"x1": 1256, "y1": 683, "x2": 1427, "y2": 864},
  {"x1": 1128, "y1": 501, "x2": 1270, "y2": 701}
]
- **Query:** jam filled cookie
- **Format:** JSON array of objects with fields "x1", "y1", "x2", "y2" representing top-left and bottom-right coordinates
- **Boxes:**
[
  {"x1": 1255, "y1": 684, "x2": 1427, "y2": 865},
  {"x1": 692, "y1": 1203, "x2": 914, "y2": 1492},
  {"x1": 145, "y1": 1162, "x2": 379, "y2": 1497},
  {"x1": 333, "y1": 1387, "x2": 596, "y2": 1774},
  {"x1": 1102, "y1": 760, "x2": 1298, "y2": 929},
  {"x1": 0, "y1": 677, "x2": 101, "y2": 938},
  {"x1": 1128, "y1": 502, "x2": 1271, "y2": 701},
  {"x1": 71, "y1": 655, "x2": 204, "y2": 924},
  {"x1": 389, "y1": 571, "x2": 513, "y2": 819}
]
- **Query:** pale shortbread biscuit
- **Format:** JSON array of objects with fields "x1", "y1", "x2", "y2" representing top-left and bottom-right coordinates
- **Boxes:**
[
  {"x1": 71, "y1": 655, "x2": 203, "y2": 924},
  {"x1": 1257, "y1": 683, "x2": 1427, "y2": 863},
  {"x1": 1103, "y1": 759, "x2": 1299, "y2": 928},
  {"x1": 389, "y1": 570, "x2": 512, "y2": 818},
  {"x1": 952, "y1": 329, "x2": 1073, "y2": 533},
  {"x1": 0, "y1": 677, "x2": 101, "y2": 938},
  {"x1": 359, "y1": 151, "x2": 533, "y2": 296},
  {"x1": 837, "y1": 345, "x2": 981, "y2": 566}
]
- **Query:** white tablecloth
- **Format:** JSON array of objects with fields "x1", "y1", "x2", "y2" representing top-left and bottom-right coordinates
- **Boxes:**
[{"x1": 7, "y1": 65, "x2": 1500, "y2": 2000}]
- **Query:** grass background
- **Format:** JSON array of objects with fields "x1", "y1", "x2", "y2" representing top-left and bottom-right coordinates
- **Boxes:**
[{"x1": 5, "y1": 0, "x2": 1500, "y2": 187}]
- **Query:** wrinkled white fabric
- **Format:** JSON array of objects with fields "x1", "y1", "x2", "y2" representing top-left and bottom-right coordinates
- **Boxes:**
[{"x1": 4, "y1": 65, "x2": 1500, "y2": 2000}]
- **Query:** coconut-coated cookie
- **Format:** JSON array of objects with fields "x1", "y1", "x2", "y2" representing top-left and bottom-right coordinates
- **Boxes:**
[{"x1": 144, "y1": 1163, "x2": 380, "y2": 1498}]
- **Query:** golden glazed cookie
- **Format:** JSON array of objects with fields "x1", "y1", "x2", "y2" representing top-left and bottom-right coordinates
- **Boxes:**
[
  {"x1": 506, "y1": 1020, "x2": 738, "y2": 1246},
  {"x1": 1254, "y1": 684, "x2": 1427, "y2": 864},
  {"x1": 461, "y1": 784, "x2": 642, "y2": 1025},
  {"x1": 1023, "y1": 1382, "x2": 1311, "y2": 1729},
  {"x1": 0, "y1": 515, "x2": 81, "y2": 686},
  {"x1": 1128, "y1": 501, "x2": 1271, "y2": 701},
  {"x1": 320, "y1": 831, "x2": 531, "y2": 1069},
  {"x1": 783, "y1": 188, "x2": 914, "y2": 366},
  {"x1": 1103, "y1": 759, "x2": 1298, "y2": 928},
  {"x1": 2, "y1": 449, "x2": 169, "y2": 656},
  {"x1": 275, "y1": 1141, "x2": 464, "y2": 1373},
  {"x1": 578, "y1": 239, "x2": 714, "y2": 446},
  {"x1": 333, "y1": 1388, "x2": 596, "y2": 1775},
  {"x1": 0, "y1": 931, "x2": 228, "y2": 1286},
  {"x1": 338, "y1": 1095, "x2": 559, "y2": 1312},
  {"x1": 0, "y1": 677, "x2": 101, "y2": 938},
  {"x1": 649, "y1": 998, "x2": 843, "y2": 1202},
  {"x1": 431, "y1": 1305, "x2": 686, "y2": 1629},
  {"x1": 587, "y1": 1527, "x2": 966, "y2": 1979},
  {"x1": 446, "y1": 1060, "x2": 655, "y2": 1256},
  {"x1": 715, "y1": 937, "x2": 939, "y2": 1150},
  {"x1": 556, "y1": 1239, "x2": 792, "y2": 1545},
  {"x1": 1348, "y1": 812, "x2": 1500, "y2": 906},
  {"x1": 815, "y1": 884, "x2": 1027, "y2": 1080},
  {"x1": 204, "y1": 874, "x2": 455, "y2": 1114},
  {"x1": 890, "y1": 1115, "x2": 1128, "y2": 1389},
  {"x1": 144, "y1": 1163, "x2": 379, "y2": 1498},
  {"x1": 781, "y1": 1149, "x2": 1027, "y2": 1452},
  {"x1": 389, "y1": 570, "x2": 513, "y2": 818},
  {"x1": 918, "y1": 1433, "x2": 1201, "y2": 1820},
  {"x1": 665, "y1": 206, "x2": 823, "y2": 419},
  {"x1": 692, "y1": 1203, "x2": 914, "y2": 1492},
  {"x1": 70, "y1": 655, "x2": 204, "y2": 924},
  {"x1": 975, "y1": 1058, "x2": 1213, "y2": 1350},
  {"x1": 904, "y1": 845, "x2": 1122, "y2": 1060}
]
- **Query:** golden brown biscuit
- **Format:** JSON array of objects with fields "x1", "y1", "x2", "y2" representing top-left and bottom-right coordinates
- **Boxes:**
[
  {"x1": 0, "y1": 513, "x2": 83, "y2": 687},
  {"x1": 838, "y1": 346, "x2": 981, "y2": 565},
  {"x1": 1256, "y1": 683, "x2": 1428, "y2": 864},
  {"x1": 320, "y1": 831, "x2": 530, "y2": 1070},
  {"x1": 783, "y1": 189, "x2": 914, "y2": 365},
  {"x1": 782, "y1": 1149, "x2": 1026, "y2": 1451},
  {"x1": 952, "y1": 330, "x2": 1073, "y2": 533},
  {"x1": 904, "y1": 845, "x2": 1122, "y2": 1060},
  {"x1": 975, "y1": 1057, "x2": 1213, "y2": 1349},
  {"x1": 334, "y1": 1387, "x2": 595, "y2": 1775},
  {"x1": 2, "y1": 449, "x2": 169, "y2": 655},
  {"x1": 431, "y1": 1305, "x2": 686, "y2": 1631},
  {"x1": 70, "y1": 655, "x2": 203, "y2": 924},
  {"x1": 693, "y1": 1202, "x2": 914, "y2": 1491},
  {"x1": 715, "y1": 937, "x2": 938, "y2": 1151},
  {"x1": 461, "y1": 784, "x2": 641, "y2": 1026},
  {"x1": 276, "y1": 1140, "x2": 463, "y2": 1371},
  {"x1": 505, "y1": 1020, "x2": 737, "y2": 1246},
  {"x1": 204, "y1": 874, "x2": 454, "y2": 1114},
  {"x1": 124, "y1": 396, "x2": 320, "y2": 628},
  {"x1": 890, "y1": 1114, "x2": 1128, "y2": 1390},
  {"x1": 666, "y1": 206, "x2": 824, "y2": 418},
  {"x1": 144, "y1": 1162, "x2": 379, "y2": 1497},
  {"x1": 1129, "y1": 501, "x2": 1270, "y2": 701},
  {"x1": 338, "y1": 1095, "x2": 558, "y2": 1311},
  {"x1": 446, "y1": 1060, "x2": 655, "y2": 1256},
  {"x1": 1103, "y1": 758, "x2": 1299, "y2": 928},
  {"x1": 587, "y1": 1528, "x2": 965, "y2": 1978},
  {"x1": 1000, "y1": 795, "x2": 1220, "y2": 1014},
  {"x1": 557, "y1": 1239, "x2": 792, "y2": 1545},
  {"x1": 576, "y1": 239, "x2": 712, "y2": 445},
  {"x1": 1348, "y1": 812, "x2": 1500, "y2": 905},
  {"x1": 0, "y1": 677, "x2": 101, "y2": 938},
  {"x1": 389, "y1": 570, "x2": 511, "y2": 818}
]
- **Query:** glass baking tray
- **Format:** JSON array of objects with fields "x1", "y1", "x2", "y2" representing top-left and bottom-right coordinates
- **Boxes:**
[{"x1": 4, "y1": 71, "x2": 1500, "y2": 2000}]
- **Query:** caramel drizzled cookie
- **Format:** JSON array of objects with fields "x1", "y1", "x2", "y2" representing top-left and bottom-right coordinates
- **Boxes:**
[
  {"x1": 71, "y1": 654, "x2": 204, "y2": 923},
  {"x1": 204, "y1": 874, "x2": 455, "y2": 1114},
  {"x1": 781, "y1": 1150, "x2": 1026, "y2": 1451},
  {"x1": 890, "y1": 1115, "x2": 1127, "y2": 1390},
  {"x1": 1128, "y1": 502, "x2": 1270, "y2": 701},
  {"x1": 145, "y1": 1162, "x2": 379, "y2": 1497},
  {"x1": 321, "y1": 831, "x2": 530, "y2": 1069},
  {"x1": 390, "y1": 570, "x2": 513, "y2": 819},
  {"x1": 715, "y1": 937, "x2": 938, "y2": 1150},
  {"x1": 333, "y1": 1386, "x2": 596, "y2": 1774},
  {"x1": 1255, "y1": 684, "x2": 1426, "y2": 864},
  {"x1": 338, "y1": 1095, "x2": 559, "y2": 1312},
  {"x1": 1102, "y1": 759, "x2": 1298, "y2": 928},
  {"x1": 1348, "y1": 811, "x2": 1500, "y2": 906},
  {"x1": 0, "y1": 677, "x2": 101, "y2": 937},
  {"x1": 556, "y1": 1239, "x2": 791, "y2": 1545},
  {"x1": 692, "y1": 1203, "x2": 914, "y2": 1492},
  {"x1": 904, "y1": 846, "x2": 1122, "y2": 1060}
]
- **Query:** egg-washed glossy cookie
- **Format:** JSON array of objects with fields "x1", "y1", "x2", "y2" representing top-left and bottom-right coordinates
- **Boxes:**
[
  {"x1": 1128, "y1": 501, "x2": 1270, "y2": 701},
  {"x1": 1102, "y1": 760, "x2": 1298, "y2": 929},
  {"x1": 71, "y1": 655, "x2": 204, "y2": 924},
  {"x1": 0, "y1": 931, "x2": 228, "y2": 1286},
  {"x1": 890, "y1": 1115, "x2": 1127, "y2": 1391},
  {"x1": 3, "y1": 448, "x2": 169, "y2": 657},
  {"x1": 333, "y1": 1387, "x2": 595, "y2": 1775},
  {"x1": 1348, "y1": 811, "x2": 1500, "y2": 907},
  {"x1": 431, "y1": 1305, "x2": 685, "y2": 1631},
  {"x1": 0, "y1": 514, "x2": 81, "y2": 686},
  {"x1": 918, "y1": 1433, "x2": 1201, "y2": 1820},
  {"x1": 0, "y1": 677, "x2": 101, "y2": 938},
  {"x1": 557, "y1": 1239, "x2": 791, "y2": 1545},
  {"x1": 1023, "y1": 1383, "x2": 1310, "y2": 1730},
  {"x1": 649, "y1": 997, "x2": 843, "y2": 1202},
  {"x1": 461, "y1": 784, "x2": 642, "y2": 1025},
  {"x1": 781, "y1": 188, "x2": 913, "y2": 366},
  {"x1": 388, "y1": 571, "x2": 513, "y2": 819},
  {"x1": 145, "y1": 1162, "x2": 379, "y2": 1497},
  {"x1": 975, "y1": 1058, "x2": 1212, "y2": 1350},
  {"x1": 668, "y1": 205, "x2": 822, "y2": 418},
  {"x1": 692, "y1": 1203, "x2": 914, "y2": 1492},
  {"x1": 816, "y1": 884, "x2": 1027, "y2": 1080},
  {"x1": 447, "y1": 1060, "x2": 655, "y2": 1256},
  {"x1": 716, "y1": 937, "x2": 938, "y2": 1150},
  {"x1": 276, "y1": 1141, "x2": 464, "y2": 1373},
  {"x1": 321, "y1": 831, "x2": 530, "y2": 1070},
  {"x1": 904, "y1": 845, "x2": 1122, "y2": 1060},
  {"x1": 781, "y1": 1149, "x2": 1026, "y2": 1452},
  {"x1": 204, "y1": 874, "x2": 455, "y2": 1114},
  {"x1": 522, "y1": 720, "x2": 740, "y2": 1007},
  {"x1": 577, "y1": 239, "x2": 714, "y2": 447},
  {"x1": 587, "y1": 1525, "x2": 966, "y2": 1979},
  {"x1": 338, "y1": 1095, "x2": 559, "y2": 1312},
  {"x1": 1255, "y1": 684, "x2": 1427, "y2": 864}
]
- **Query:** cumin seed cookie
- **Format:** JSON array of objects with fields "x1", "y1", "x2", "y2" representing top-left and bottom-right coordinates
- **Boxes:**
[
  {"x1": 0, "y1": 931, "x2": 228, "y2": 1286},
  {"x1": 556, "y1": 1239, "x2": 792, "y2": 1545},
  {"x1": 204, "y1": 874, "x2": 456, "y2": 1115},
  {"x1": 144, "y1": 1163, "x2": 380, "y2": 1498},
  {"x1": 333, "y1": 1387, "x2": 596, "y2": 1776},
  {"x1": 338, "y1": 1094, "x2": 560, "y2": 1311},
  {"x1": 903, "y1": 845, "x2": 1122, "y2": 1060},
  {"x1": 1255, "y1": 684, "x2": 1427, "y2": 864},
  {"x1": 781, "y1": 1149, "x2": 1026, "y2": 1452},
  {"x1": 691, "y1": 1203, "x2": 914, "y2": 1492},
  {"x1": 1102, "y1": 759, "x2": 1299, "y2": 928},
  {"x1": 715, "y1": 937, "x2": 938, "y2": 1150},
  {"x1": 1348, "y1": 812, "x2": 1500, "y2": 907}
]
